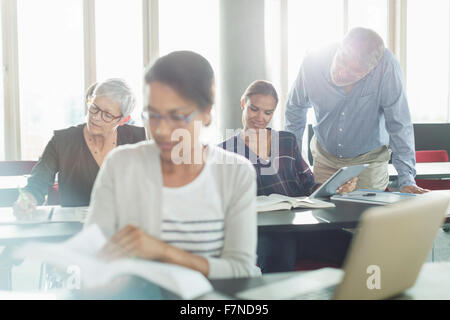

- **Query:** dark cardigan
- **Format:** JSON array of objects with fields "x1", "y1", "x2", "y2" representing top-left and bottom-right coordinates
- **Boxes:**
[{"x1": 24, "y1": 123, "x2": 146, "y2": 206}]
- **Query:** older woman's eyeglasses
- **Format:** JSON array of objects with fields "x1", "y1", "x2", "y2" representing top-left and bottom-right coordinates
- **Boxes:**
[
  {"x1": 141, "y1": 109, "x2": 200, "y2": 128},
  {"x1": 88, "y1": 103, "x2": 122, "y2": 123}
]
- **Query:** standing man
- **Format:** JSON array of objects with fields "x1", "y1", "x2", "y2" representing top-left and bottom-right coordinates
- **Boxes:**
[{"x1": 285, "y1": 27, "x2": 427, "y2": 193}]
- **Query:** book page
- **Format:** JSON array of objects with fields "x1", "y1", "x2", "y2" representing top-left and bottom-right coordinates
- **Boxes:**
[
  {"x1": 257, "y1": 195, "x2": 288, "y2": 206},
  {"x1": 256, "y1": 194, "x2": 335, "y2": 211},
  {"x1": 268, "y1": 194, "x2": 310, "y2": 204},
  {"x1": 15, "y1": 225, "x2": 213, "y2": 299},
  {"x1": 256, "y1": 195, "x2": 292, "y2": 212},
  {"x1": 261, "y1": 194, "x2": 334, "y2": 209},
  {"x1": 292, "y1": 198, "x2": 335, "y2": 209}
]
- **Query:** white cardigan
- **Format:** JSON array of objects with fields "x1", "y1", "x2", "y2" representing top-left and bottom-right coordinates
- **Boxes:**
[{"x1": 85, "y1": 140, "x2": 260, "y2": 279}]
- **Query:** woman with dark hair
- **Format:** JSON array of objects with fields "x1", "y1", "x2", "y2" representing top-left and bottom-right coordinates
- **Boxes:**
[
  {"x1": 220, "y1": 80, "x2": 357, "y2": 273},
  {"x1": 13, "y1": 79, "x2": 146, "y2": 217},
  {"x1": 85, "y1": 51, "x2": 260, "y2": 279}
]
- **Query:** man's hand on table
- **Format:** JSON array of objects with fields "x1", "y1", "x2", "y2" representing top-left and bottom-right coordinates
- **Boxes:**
[{"x1": 400, "y1": 185, "x2": 430, "y2": 194}]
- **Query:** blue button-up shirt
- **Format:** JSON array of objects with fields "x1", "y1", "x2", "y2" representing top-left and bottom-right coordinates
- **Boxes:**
[{"x1": 285, "y1": 43, "x2": 416, "y2": 189}]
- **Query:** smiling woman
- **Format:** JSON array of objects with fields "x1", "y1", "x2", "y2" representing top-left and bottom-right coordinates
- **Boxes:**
[
  {"x1": 219, "y1": 80, "x2": 357, "y2": 273},
  {"x1": 12, "y1": 79, "x2": 146, "y2": 218}
]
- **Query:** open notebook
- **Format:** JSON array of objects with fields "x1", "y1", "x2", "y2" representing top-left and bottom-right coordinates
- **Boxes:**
[
  {"x1": 15, "y1": 225, "x2": 212, "y2": 299},
  {"x1": 257, "y1": 194, "x2": 335, "y2": 212}
]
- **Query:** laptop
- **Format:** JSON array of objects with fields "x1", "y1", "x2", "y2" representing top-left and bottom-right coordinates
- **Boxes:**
[{"x1": 236, "y1": 192, "x2": 450, "y2": 300}]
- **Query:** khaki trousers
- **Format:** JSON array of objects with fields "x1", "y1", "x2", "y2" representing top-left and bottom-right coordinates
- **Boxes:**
[{"x1": 310, "y1": 135, "x2": 391, "y2": 190}]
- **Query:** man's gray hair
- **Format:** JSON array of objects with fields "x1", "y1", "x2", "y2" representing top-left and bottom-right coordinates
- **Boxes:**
[
  {"x1": 89, "y1": 78, "x2": 136, "y2": 117},
  {"x1": 342, "y1": 27, "x2": 385, "y2": 72}
]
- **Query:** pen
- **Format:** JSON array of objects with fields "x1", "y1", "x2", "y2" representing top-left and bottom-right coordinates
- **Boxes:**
[{"x1": 48, "y1": 207, "x2": 55, "y2": 221}]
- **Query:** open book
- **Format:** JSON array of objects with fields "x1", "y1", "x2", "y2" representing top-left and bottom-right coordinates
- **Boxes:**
[
  {"x1": 257, "y1": 194, "x2": 335, "y2": 212},
  {"x1": 15, "y1": 225, "x2": 212, "y2": 299}
]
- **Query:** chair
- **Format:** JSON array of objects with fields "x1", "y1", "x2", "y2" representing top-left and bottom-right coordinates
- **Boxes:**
[
  {"x1": 414, "y1": 123, "x2": 450, "y2": 159},
  {"x1": 415, "y1": 150, "x2": 450, "y2": 233},
  {"x1": 415, "y1": 150, "x2": 450, "y2": 191},
  {"x1": 0, "y1": 161, "x2": 37, "y2": 176},
  {"x1": 416, "y1": 150, "x2": 448, "y2": 162}
]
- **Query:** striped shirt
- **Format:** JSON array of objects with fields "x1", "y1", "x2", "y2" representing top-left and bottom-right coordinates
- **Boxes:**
[
  {"x1": 161, "y1": 158, "x2": 225, "y2": 257},
  {"x1": 220, "y1": 129, "x2": 320, "y2": 197}
]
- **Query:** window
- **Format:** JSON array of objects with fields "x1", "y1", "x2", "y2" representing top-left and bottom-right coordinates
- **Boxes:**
[
  {"x1": 158, "y1": 0, "x2": 219, "y2": 70},
  {"x1": 159, "y1": 0, "x2": 220, "y2": 143},
  {"x1": 286, "y1": 0, "x2": 344, "y2": 156},
  {"x1": 264, "y1": 0, "x2": 283, "y2": 131},
  {"x1": 17, "y1": 0, "x2": 85, "y2": 160},
  {"x1": 0, "y1": 13, "x2": 4, "y2": 160},
  {"x1": 95, "y1": 0, "x2": 144, "y2": 124},
  {"x1": 348, "y1": 0, "x2": 388, "y2": 45},
  {"x1": 406, "y1": 0, "x2": 450, "y2": 122},
  {"x1": 1, "y1": 0, "x2": 448, "y2": 161},
  {"x1": 287, "y1": 0, "x2": 344, "y2": 86}
]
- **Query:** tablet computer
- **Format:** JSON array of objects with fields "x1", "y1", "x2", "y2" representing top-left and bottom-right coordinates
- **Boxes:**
[{"x1": 309, "y1": 164, "x2": 369, "y2": 199}]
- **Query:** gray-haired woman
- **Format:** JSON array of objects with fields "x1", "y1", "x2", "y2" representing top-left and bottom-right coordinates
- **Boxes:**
[{"x1": 14, "y1": 78, "x2": 146, "y2": 216}]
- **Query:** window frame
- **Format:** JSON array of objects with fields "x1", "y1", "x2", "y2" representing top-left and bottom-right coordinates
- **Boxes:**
[
  {"x1": 2, "y1": 0, "x2": 21, "y2": 160},
  {"x1": 272, "y1": 0, "x2": 450, "y2": 129},
  {"x1": 1, "y1": 0, "x2": 449, "y2": 159},
  {"x1": 1, "y1": 0, "x2": 159, "y2": 160}
]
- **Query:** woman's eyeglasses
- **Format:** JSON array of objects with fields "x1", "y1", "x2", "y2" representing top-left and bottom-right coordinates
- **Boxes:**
[
  {"x1": 141, "y1": 109, "x2": 200, "y2": 128},
  {"x1": 88, "y1": 103, "x2": 122, "y2": 123}
]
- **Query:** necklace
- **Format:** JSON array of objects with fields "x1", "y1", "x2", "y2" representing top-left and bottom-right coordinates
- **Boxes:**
[
  {"x1": 88, "y1": 139, "x2": 116, "y2": 154},
  {"x1": 86, "y1": 130, "x2": 117, "y2": 155}
]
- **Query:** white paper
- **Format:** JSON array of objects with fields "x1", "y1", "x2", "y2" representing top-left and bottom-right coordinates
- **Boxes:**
[{"x1": 15, "y1": 224, "x2": 212, "y2": 299}]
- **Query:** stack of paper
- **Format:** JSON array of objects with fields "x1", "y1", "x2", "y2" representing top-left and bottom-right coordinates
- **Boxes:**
[{"x1": 15, "y1": 225, "x2": 213, "y2": 299}]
